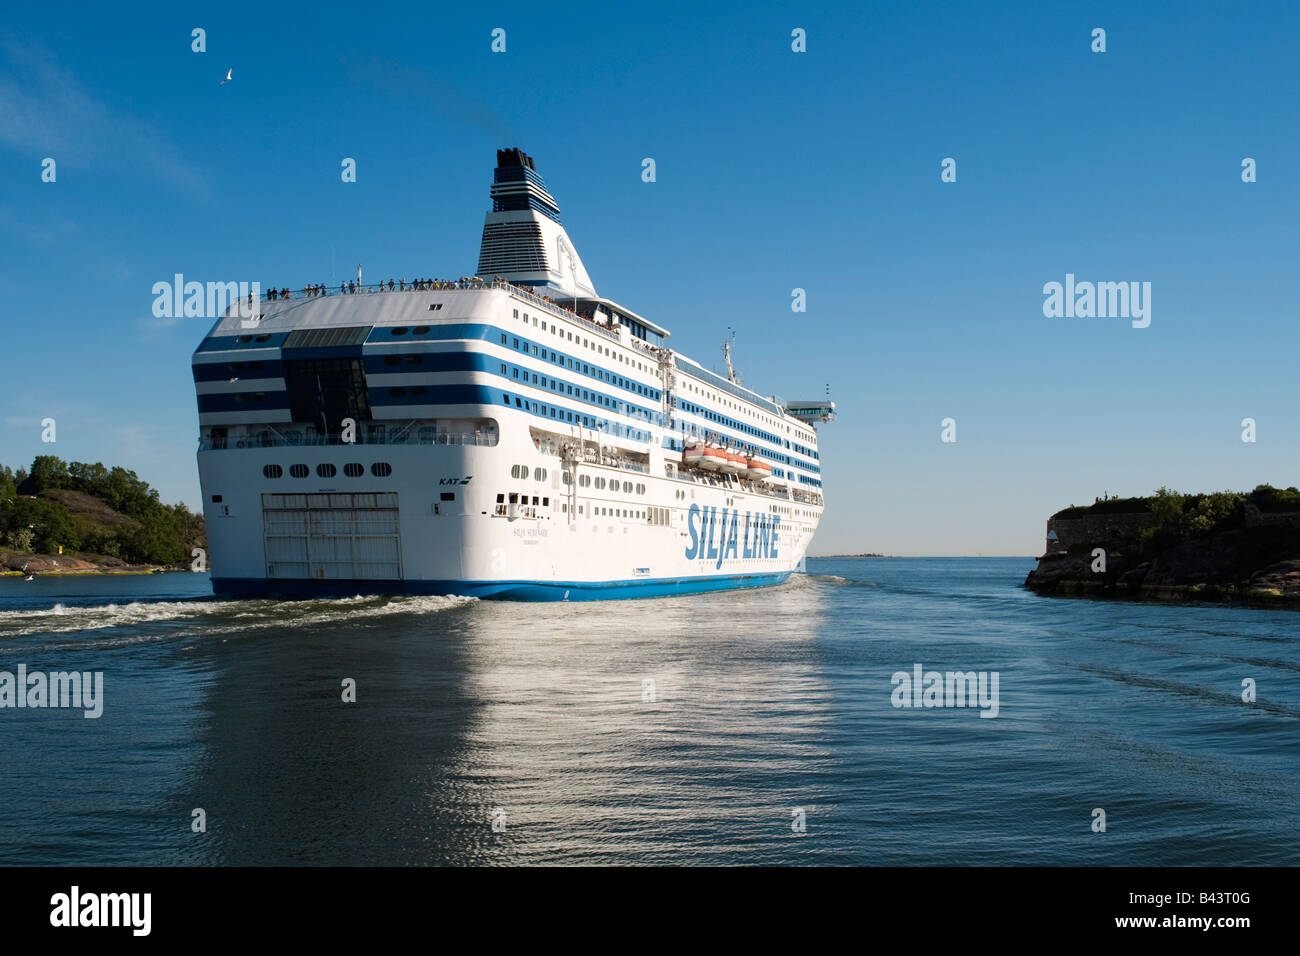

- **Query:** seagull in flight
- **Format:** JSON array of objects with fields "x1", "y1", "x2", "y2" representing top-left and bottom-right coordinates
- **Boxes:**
[{"x1": 220, "y1": 68, "x2": 232, "y2": 85}]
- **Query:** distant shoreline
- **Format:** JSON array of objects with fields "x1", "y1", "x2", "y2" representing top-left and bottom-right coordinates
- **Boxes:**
[
  {"x1": 813, "y1": 553, "x2": 887, "y2": 558},
  {"x1": 0, "y1": 566, "x2": 181, "y2": 577}
]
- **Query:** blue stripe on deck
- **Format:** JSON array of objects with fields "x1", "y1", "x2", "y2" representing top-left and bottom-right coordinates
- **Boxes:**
[{"x1": 210, "y1": 571, "x2": 791, "y2": 601}]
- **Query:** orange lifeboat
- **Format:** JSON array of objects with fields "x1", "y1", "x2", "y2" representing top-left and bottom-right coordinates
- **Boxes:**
[
  {"x1": 718, "y1": 448, "x2": 746, "y2": 476},
  {"x1": 745, "y1": 455, "x2": 772, "y2": 481},
  {"x1": 682, "y1": 440, "x2": 706, "y2": 469},
  {"x1": 698, "y1": 443, "x2": 724, "y2": 471}
]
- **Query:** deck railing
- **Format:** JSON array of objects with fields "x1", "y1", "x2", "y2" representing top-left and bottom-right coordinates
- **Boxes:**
[{"x1": 252, "y1": 277, "x2": 663, "y2": 355}]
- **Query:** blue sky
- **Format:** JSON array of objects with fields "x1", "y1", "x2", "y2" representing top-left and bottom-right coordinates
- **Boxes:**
[{"x1": 1, "y1": 1, "x2": 1296, "y2": 556}]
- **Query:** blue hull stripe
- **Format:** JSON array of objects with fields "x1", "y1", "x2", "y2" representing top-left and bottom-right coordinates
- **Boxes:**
[{"x1": 210, "y1": 571, "x2": 791, "y2": 601}]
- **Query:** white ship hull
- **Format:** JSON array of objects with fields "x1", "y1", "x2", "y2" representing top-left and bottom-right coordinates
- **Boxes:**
[{"x1": 201, "y1": 436, "x2": 815, "y2": 599}]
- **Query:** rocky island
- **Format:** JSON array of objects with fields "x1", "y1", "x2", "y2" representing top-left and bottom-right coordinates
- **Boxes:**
[
  {"x1": 1024, "y1": 485, "x2": 1300, "y2": 608},
  {"x1": 1, "y1": 456, "x2": 205, "y2": 575}
]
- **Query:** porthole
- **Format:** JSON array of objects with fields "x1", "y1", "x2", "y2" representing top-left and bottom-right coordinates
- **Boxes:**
[
  {"x1": 289, "y1": 464, "x2": 309, "y2": 478},
  {"x1": 343, "y1": 463, "x2": 364, "y2": 477},
  {"x1": 413, "y1": 325, "x2": 430, "y2": 334},
  {"x1": 263, "y1": 464, "x2": 283, "y2": 478},
  {"x1": 534, "y1": 467, "x2": 547, "y2": 481},
  {"x1": 317, "y1": 463, "x2": 337, "y2": 478},
  {"x1": 254, "y1": 334, "x2": 270, "y2": 342},
  {"x1": 595, "y1": 477, "x2": 606, "y2": 490},
  {"x1": 390, "y1": 327, "x2": 409, "y2": 336},
  {"x1": 371, "y1": 462, "x2": 392, "y2": 477},
  {"x1": 236, "y1": 334, "x2": 253, "y2": 343}
]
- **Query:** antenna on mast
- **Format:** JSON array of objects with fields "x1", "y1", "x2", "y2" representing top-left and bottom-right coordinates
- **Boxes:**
[{"x1": 722, "y1": 328, "x2": 742, "y2": 385}]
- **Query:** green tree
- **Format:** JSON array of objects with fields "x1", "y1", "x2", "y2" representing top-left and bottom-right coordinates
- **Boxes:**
[
  {"x1": 0, "y1": 466, "x2": 16, "y2": 501},
  {"x1": 26, "y1": 455, "x2": 70, "y2": 492}
]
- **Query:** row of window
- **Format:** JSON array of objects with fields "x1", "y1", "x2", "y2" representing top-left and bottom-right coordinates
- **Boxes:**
[
  {"x1": 676, "y1": 398, "x2": 782, "y2": 447},
  {"x1": 568, "y1": 474, "x2": 646, "y2": 494},
  {"x1": 263, "y1": 462, "x2": 392, "y2": 479},
  {"x1": 500, "y1": 328, "x2": 662, "y2": 403},
  {"x1": 555, "y1": 503, "x2": 648, "y2": 520},
  {"x1": 493, "y1": 492, "x2": 551, "y2": 517},
  {"x1": 679, "y1": 373, "x2": 810, "y2": 442},
  {"x1": 497, "y1": 391, "x2": 653, "y2": 442},
  {"x1": 498, "y1": 361, "x2": 661, "y2": 424},
  {"x1": 509, "y1": 465, "x2": 548, "y2": 480},
  {"x1": 510, "y1": 307, "x2": 661, "y2": 381}
]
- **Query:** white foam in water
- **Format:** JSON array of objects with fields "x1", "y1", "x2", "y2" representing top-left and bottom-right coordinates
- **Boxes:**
[{"x1": 0, "y1": 593, "x2": 478, "y2": 640}]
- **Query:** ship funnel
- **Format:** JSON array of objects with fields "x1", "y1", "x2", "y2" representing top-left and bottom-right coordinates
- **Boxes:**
[{"x1": 477, "y1": 148, "x2": 598, "y2": 297}]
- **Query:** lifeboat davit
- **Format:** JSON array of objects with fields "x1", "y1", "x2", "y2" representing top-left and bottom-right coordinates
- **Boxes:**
[
  {"x1": 698, "y1": 444, "x2": 724, "y2": 471},
  {"x1": 745, "y1": 455, "x2": 772, "y2": 481}
]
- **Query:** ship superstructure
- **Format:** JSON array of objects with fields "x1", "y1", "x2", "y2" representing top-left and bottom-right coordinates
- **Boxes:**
[{"x1": 193, "y1": 148, "x2": 832, "y2": 599}]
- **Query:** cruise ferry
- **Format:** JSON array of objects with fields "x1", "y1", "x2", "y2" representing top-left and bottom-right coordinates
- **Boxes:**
[{"x1": 193, "y1": 148, "x2": 833, "y2": 599}]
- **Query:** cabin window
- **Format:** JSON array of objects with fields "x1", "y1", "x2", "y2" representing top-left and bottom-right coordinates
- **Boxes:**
[
  {"x1": 371, "y1": 462, "x2": 392, "y2": 477},
  {"x1": 344, "y1": 463, "x2": 364, "y2": 477},
  {"x1": 263, "y1": 465, "x2": 283, "y2": 478},
  {"x1": 316, "y1": 463, "x2": 337, "y2": 478},
  {"x1": 289, "y1": 464, "x2": 309, "y2": 478}
]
